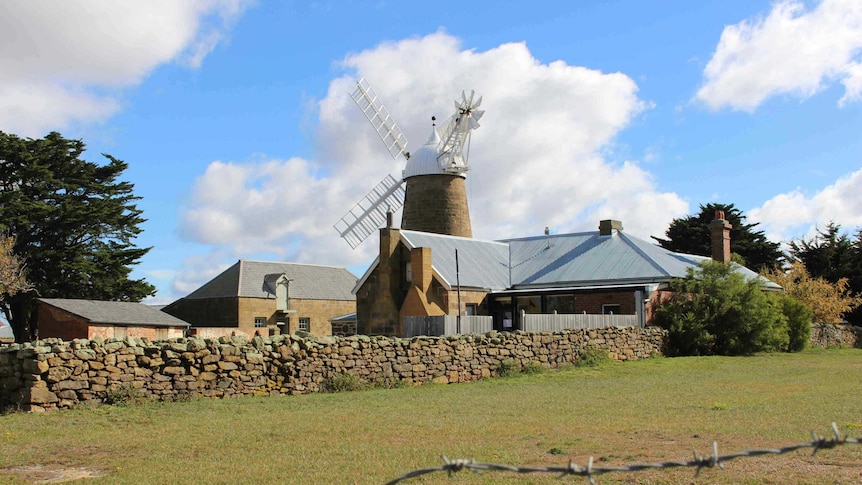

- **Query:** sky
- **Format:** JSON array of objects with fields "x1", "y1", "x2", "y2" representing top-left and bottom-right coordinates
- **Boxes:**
[{"x1": 1, "y1": 0, "x2": 861, "y2": 305}]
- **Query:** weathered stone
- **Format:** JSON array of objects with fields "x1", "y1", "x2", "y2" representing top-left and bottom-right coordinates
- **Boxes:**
[
  {"x1": 162, "y1": 366, "x2": 185, "y2": 376},
  {"x1": 217, "y1": 361, "x2": 238, "y2": 371},
  {"x1": 22, "y1": 359, "x2": 49, "y2": 374}
]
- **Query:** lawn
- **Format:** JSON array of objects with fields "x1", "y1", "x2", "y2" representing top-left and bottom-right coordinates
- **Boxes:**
[{"x1": 1, "y1": 349, "x2": 860, "y2": 484}]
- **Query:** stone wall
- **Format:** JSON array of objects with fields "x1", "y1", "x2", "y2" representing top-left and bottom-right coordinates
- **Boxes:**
[
  {"x1": 809, "y1": 323, "x2": 861, "y2": 349},
  {"x1": 0, "y1": 326, "x2": 665, "y2": 412}
]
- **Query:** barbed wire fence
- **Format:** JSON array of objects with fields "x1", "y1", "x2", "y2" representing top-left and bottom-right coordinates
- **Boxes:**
[{"x1": 386, "y1": 423, "x2": 861, "y2": 484}]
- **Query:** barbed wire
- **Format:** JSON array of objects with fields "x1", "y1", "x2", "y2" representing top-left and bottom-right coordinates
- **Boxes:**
[{"x1": 385, "y1": 423, "x2": 861, "y2": 484}]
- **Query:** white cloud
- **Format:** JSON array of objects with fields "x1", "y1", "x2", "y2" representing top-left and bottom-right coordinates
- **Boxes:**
[
  {"x1": 178, "y1": 31, "x2": 689, "y2": 287},
  {"x1": 750, "y1": 167, "x2": 862, "y2": 243},
  {"x1": 696, "y1": 0, "x2": 862, "y2": 111},
  {"x1": 0, "y1": 0, "x2": 251, "y2": 136}
]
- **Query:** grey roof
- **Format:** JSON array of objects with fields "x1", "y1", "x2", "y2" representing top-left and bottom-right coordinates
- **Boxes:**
[
  {"x1": 400, "y1": 230, "x2": 511, "y2": 290},
  {"x1": 185, "y1": 260, "x2": 357, "y2": 301},
  {"x1": 504, "y1": 229, "x2": 781, "y2": 290},
  {"x1": 356, "y1": 228, "x2": 780, "y2": 294},
  {"x1": 39, "y1": 299, "x2": 190, "y2": 327}
]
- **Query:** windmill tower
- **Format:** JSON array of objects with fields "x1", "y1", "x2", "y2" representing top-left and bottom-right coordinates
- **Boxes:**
[{"x1": 334, "y1": 79, "x2": 484, "y2": 247}]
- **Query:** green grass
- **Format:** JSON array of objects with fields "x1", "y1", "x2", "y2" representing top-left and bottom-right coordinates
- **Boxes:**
[{"x1": 2, "y1": 349, "x2": 861, "y2": 484}]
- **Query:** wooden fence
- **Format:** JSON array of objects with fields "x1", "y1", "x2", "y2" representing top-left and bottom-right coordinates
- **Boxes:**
[{"x1": 402, "y1": 315, "x2": 493, "y2": 337}]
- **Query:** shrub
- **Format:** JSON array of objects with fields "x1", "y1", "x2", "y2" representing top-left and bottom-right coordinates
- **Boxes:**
[
  {"x1": 321, "y1": 373, "x2": 365, "y2": 393},
  {"x1": 498, "y1": 359, "x2": 519, "y2": 377},
  {"x1": 104, "y1": 384, "x2": 147, "y2": 406},
  {"x1": 521, "y1": 361, "x2": 545, "y2": 375},
  {"x1": 654, "y1": 261, "x2": 790, "y2": 356},
  {"x1": 774, "y1": 293, "x2": 812, "y2": 352},
  {"x1": 576, "y1": 348, "x2": 612, "y2": 367}
]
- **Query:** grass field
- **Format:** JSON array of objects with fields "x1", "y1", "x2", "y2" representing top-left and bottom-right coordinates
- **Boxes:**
[{"x1": 1, "y1": 348, "x2": 861, "y2": 484}]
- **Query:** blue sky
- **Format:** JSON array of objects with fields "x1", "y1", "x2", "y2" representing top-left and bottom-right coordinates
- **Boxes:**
[{"x1": 2, "y1": 0, "x2": 861, "y2": 304}]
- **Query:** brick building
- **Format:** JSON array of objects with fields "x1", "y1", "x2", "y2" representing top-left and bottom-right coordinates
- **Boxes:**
[
  {"x1": 37, "y1": 299, "x2": 189, "y2": 340},
  {"x1": 355, "y1": 216, "x2": 780, "y2": 336},
  {"x1": 162, "y1": 260, "x2": 356, "y2": 336}
]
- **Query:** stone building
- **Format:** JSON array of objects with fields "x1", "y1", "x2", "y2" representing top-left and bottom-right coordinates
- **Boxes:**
[
  {"x1": 355, "y1": 215, "x2": 780, "y2": 336},
  {"x1": 162, "y1": 260, "x2": 357, "y2": 337},
  {"x1": 37, "y1": 298, "x2": 189, "y2": 340}
]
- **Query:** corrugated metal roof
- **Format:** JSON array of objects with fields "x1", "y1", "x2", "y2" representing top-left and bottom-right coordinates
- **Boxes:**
[
  {"x1": 39, "y1": 299, "x2": 190, "y2": 327},
  {"x1": 185, "y1": 260, "x2": 357, "y2": 301},
  {"x1": 505, "y1": 230, "x2": 780, "y2": 290},
  {"x1": 401, "y1": 230, "x2": 510, "y2": 290}
]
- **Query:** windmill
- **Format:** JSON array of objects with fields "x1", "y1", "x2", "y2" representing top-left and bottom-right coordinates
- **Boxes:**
[{"x1": 334, "y1": 78, "x2": 485, "y2": 248}]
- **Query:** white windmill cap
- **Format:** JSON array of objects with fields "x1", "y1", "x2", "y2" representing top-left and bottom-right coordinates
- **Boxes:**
[{"x1": 403, "y1": 125, "x2": 464, "y2": 179}]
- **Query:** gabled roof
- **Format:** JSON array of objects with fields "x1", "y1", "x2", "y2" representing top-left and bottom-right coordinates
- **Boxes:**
[
  {"x1": 504, "y1": 229, "x2": 780, "y2": 290},
  {"x1": 355, "y1": 227, "x2": 780, "y2": 294},
  {"x1": 39, "y1": 299, "x2": 190, "y2": 327},
  {"x1": 185, "y1": 260, "x2": 357, "y2": 301},
  {"x1": 400, "y1": 230, "x2": 510, "y2": 290}
]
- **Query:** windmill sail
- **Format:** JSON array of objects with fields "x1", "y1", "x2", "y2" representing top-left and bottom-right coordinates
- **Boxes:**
[
  {"x1": 334, "y1": 174, "x2": 406, "y2": 249},
  {"x1": 351, "y1": 78, "x2": 409, "y2": 160}
]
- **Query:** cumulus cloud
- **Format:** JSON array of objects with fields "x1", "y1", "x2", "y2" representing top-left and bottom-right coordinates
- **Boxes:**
[
  {"x1": 180, "y1": 32, "x2": 689, "y2": 275},
  {"x1": 750, "y1": 168, "x2": 862, "y2": 242},
  {"x1": 0, "y1": 0, "x2": 251, "y2": 136},
  {"x1": 696, "y1": 0, "x2": 862, "y2": 111}
]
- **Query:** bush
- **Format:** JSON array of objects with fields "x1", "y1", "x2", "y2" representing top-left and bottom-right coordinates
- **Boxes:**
[
  {"x1": 322, "y1": 373, "x2": 365, "y2": 393},
  {"x1": 521, "y1": 361, "x2": 546, "y2": 375},
  {"x1": 654, "y1": 261, "x2": 790, "y2": 356},
  {"x1": 104, "y1": 384, "x2": 147, "y2": 406},
  {"x1": 498, "y1": 359, "x2": 519, "y2": 377},
  {"x1": 774, "y1": 293, "x2": 812, "y2": 352},
  {"x1": 576, "y1": 348, "x2": 612, "y2": 367}
]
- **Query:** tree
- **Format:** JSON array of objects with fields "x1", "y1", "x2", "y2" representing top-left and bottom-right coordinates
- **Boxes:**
[
  {"x1": 788, "y1": 223, "x2": 862, "y2": 325},
  {"x1": 0, "y1": 131, "x2": 155, "y2": 342},
  {"x1": 652, "y1": 203, "x2": 783, "y2": 272},
  {"x1": 0, "y1": 233, "x2": 33, "y2": 303},
  {"x1": 761, "y1": 261, "x2": 862, "y2": 325},
  {"x1": 653, "y1": 260, "x2": 796, "y2": 356}
]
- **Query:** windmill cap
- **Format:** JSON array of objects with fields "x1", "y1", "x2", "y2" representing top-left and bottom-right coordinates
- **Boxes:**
[{"x1": 402, "y1": 126, "x2": 466, "y2": 179}]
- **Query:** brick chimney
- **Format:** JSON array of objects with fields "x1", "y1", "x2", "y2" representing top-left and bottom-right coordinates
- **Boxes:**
[
  {"x1": 599, "y1": 220, "x2": 623, "y2": 236},
  {"x1": 708, "y1": 210, "x2": 732, "y2": 264}
]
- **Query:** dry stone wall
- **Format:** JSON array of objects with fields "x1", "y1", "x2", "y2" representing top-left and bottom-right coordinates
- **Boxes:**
[
  {"x1": 0, "y1": 327, "x2": 665, "y2": 412},
  {"x1": 809, "y1": 323, "x2": 861, "y2": 349}
]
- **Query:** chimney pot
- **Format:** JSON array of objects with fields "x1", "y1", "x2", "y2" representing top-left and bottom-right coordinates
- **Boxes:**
[{"x1": 599, "y1": 220, "x2": 623, "y2": 236}]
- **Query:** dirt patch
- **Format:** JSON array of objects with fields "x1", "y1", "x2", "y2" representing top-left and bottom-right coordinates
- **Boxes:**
[{"x1": 1, "y1": 465, "x2": 105, "y2": 484}]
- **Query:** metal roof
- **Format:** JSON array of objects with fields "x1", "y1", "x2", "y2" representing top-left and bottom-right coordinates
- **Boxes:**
[
  {"x1": 185, "y1": 260, "x2": 357, "y2": 301},
  {"x1": 354, "y1": 228, "x2": 781, "y2": 295},
  {"x1": 504, "y1": 229, "x2": 781, "y2": 290},
  {"x1": 400, "y1": 230, "x2": 510, "y2": 290},
  {"x1": 39, "y1": 299, "x2": 190, "y2": 327}
]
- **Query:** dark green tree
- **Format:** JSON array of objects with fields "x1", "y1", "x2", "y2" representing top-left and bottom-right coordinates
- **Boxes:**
[
  {"x1": 652, "y1": 203, "x2": 783, "y2": 272},
  {"x1": 0, "y1": 131, "x2": 155, "y2": 342},
  {"x1": 653, "y1": 261, "x2": 799, "y2": 356},
  {"x1": 788, "y1": 222, "x2": 862, "y2": 325}
]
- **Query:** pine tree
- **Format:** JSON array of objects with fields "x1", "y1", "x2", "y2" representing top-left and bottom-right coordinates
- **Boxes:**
[{"x1": 0, "y1": 131, "x2": 155, "y2": 341}]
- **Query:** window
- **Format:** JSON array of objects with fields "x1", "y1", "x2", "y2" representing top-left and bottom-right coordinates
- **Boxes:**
[
  {"x1": 298, "y1": 317, "x2": 310, "y2": 332},
  {"x1": 602, "y1": 304, "x2": 621, "y2": 315},
  {"x1": 465, "y1": 303, "x2": 478, "y2": 316},
  {"x1": 254, "y1": 317, "x2": 267, "y2": 328}
]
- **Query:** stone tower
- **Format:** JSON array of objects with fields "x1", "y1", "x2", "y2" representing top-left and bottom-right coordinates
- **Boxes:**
[{"x1": 399, "y1": 126, "x2": 473, "y2": 237}]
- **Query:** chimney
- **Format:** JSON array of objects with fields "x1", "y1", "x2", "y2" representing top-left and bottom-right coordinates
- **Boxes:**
[
  {"x1": 410, "y1": 247, "x2": 433, "y2": 292},
  {"x1": 599, "y1": 220, "x2": 623, "y2": 236},
  {"x1": 708, "y1": 210, "x2": 732, "y2": 264}
]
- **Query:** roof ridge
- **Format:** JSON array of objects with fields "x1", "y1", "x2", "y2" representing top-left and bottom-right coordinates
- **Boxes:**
[
  {"x1": 617, "y1": 232, "x2": 674, "y2": 277},
  {"x1": 238, "y1": 259, "x2": 350, "y2": 270},
  {"x1": 499, "y1": 229, "x2": 596, "y2": 243}
]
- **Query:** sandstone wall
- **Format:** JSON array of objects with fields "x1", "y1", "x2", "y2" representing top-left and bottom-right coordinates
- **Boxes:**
[
  {"x1": 809, "y1": 323, "x2": 861, "y2": 349},
  {"x1": 0, "y1": 327, "x2": 664, "y2": 412}
]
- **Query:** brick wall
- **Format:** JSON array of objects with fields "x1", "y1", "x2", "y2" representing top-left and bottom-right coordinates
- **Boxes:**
[
  {"x1": 401, "y1": 175, "x2": 472, "y2": 237},
  {"x1": 0, "y1": 326, "x2": 666, "y2": 412}
]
